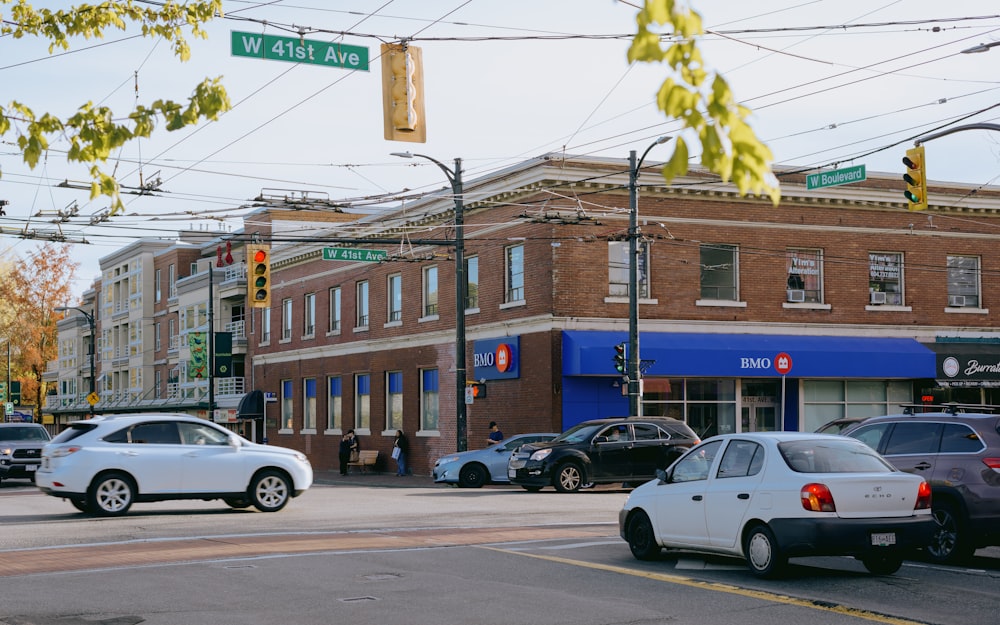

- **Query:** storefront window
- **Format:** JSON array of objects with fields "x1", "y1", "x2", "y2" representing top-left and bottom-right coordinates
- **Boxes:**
[
  {"x1": 868, "y1": 252, "x2": 903, "y2": 306},
  {"x1": 641, "y1": 378, "x2": 736, "y2": 437},
  {"x1": 802, "y1": 380, "x2": 914, "y2": 431}
]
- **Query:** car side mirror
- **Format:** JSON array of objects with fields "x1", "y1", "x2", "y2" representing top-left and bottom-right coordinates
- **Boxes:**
[
  {"x1": 655, "y1": 468, "x2": 668, "y2": 484},
  {"x1": 228, "y1": 435, "x2": 241, "y2": 449}
]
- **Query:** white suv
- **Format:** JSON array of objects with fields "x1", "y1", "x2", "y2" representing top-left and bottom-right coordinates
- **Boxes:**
[{"x1": 36, "y1": 413, "x2": 312, "y2": 516}]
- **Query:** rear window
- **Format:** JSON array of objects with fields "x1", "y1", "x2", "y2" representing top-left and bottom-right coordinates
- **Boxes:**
[
  {"x1": 49, "y1": 423, "x2": 99, "y2": 444},
  {"x1": 940, "y1": 423, "x2": 985, "y2": 453},
  {"x1": 780, "y1": 439, "x2": 894, "y2": 473}
]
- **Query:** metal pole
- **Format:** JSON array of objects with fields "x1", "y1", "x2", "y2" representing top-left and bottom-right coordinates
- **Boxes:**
[
  {"x1": 208, "y1": 263, "x2": 215, "y2": 421},
  {"x1": 627, "y1": 150, "x2": 641, "y2": 418},
  {"x1": 6, "y1": 342, "x2": 10, "y2": 420},
  {"x1": 87, "y1": 312, "x2": 95, "y2": 417},
  {"x1": 452, "y1": 158, "x2": 467, "y2": 453}
]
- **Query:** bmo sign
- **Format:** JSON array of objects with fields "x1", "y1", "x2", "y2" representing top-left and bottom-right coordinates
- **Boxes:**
[
  {"x1": 740, "y1": 352, "x2": 793, "y2": 375},
  {"x1": 473, "y1": 337, "x2": 520, "y2": 380}
]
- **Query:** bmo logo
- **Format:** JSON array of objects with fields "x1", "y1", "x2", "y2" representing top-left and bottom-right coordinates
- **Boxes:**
[
  {"x1": 473, "y1": 337, "x2": 520, "y2": 380},
  {"x1": 739, "y1": 352, "x2": 793, "y2": 375}
]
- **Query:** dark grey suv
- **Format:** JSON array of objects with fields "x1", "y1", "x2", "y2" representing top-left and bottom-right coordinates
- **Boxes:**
[{"x1": 842, "y1": 405, "x2": 1000, "y2": 563}]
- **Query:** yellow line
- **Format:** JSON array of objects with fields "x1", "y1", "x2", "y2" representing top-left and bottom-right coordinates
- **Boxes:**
[{"x1": 480, "y1": 547, "x2": 928, "y2": 625}]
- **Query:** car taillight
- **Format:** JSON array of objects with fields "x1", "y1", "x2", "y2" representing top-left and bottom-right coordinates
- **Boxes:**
[
  {"x1": 49, "y1": 445, "x2": 81, "y2": 458},
  {"x1": 915, "y1": 481, "x2": 932, "y2": 510},
  {"x1": 801, "y1": 483, "x2": 836, "y2": 512},
  {"x1": 983, "y1": 457, "x2": 1000, "y2": 472}
]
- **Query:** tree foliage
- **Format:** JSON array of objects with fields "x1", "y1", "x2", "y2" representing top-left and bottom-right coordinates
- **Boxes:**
[
  {"x1": 629, "y1": 0, "x2": 780, "y2": 204},
  {"x1": 0, "y1": 0, "x2": 231, "y2": 211},
  {"x1": 0, "y1": 243, "x2": 79, "y2": 417}
]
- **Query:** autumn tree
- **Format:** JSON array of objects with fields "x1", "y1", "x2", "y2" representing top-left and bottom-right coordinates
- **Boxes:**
[
  {"x1": 0, "y1": 243, "x2": 79, "y2": 418},
  {"x1": 0, "y1": 0, "x2": 230, "y2": 211},
  {"x1": 630, "y1": 0, "x2": 780, "y2": 203}
]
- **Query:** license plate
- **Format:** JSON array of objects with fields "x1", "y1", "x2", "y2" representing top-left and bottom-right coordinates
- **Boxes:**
[
  {"x1": 871, "y1": 532, "x2": 896, "y2": 546},
  {"x1": 26, "y1": 464, "x2": 37, "y2": 472},
  {"x1": 508, "y1": 469, "x2": 516, "y2": 478}
]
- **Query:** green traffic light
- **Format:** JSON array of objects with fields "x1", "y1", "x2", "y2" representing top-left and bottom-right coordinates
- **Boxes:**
[{"x1": 904, "y1": 190, "x2": 921, "y2": 204}]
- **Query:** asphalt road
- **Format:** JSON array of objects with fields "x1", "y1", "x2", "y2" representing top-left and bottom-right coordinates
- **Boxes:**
[{"x1": 1, "y1": 478, "x2": 998, "y2": 625}]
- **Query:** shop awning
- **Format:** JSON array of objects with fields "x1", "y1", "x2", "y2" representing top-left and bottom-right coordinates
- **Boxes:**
[{"x1": 562, "y1": 331, "x2": 935, "y2": 378}]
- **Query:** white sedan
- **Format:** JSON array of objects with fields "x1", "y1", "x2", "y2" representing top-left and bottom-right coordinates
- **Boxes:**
[{"x1": 619, "y1": 432, "x2": 934, "y2": 578}]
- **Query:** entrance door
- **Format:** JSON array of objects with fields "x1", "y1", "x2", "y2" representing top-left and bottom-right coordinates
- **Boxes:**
[{"x1": 741, "y1": 404, "x2": 778, "y2": 432}]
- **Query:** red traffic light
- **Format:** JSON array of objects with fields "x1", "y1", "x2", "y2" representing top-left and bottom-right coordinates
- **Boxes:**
[{"x1": 253, "y1": 249, "x2": 267, "y2": 263}]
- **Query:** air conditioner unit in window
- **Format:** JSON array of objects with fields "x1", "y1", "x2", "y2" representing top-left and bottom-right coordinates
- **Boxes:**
[
  {"x1": 870, "y1": 291, "x2": 887, "y2": 305},
  {"x1": 949, "y1": 295, "x2": 966, "y2": 307},
  {"x1": 787, "y1": 289, "x2": 806, "y2": 302}
]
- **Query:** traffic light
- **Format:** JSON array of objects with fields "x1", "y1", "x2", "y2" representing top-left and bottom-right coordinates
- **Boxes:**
[
  {"x1": 381, "y1": 42, "x2": 426, "y2": 143},
  {"x1": 247, "y1": 245, "x2": 271, "y2": 308},
  {"x1": 613, "y1": 342, "x2": 627, "y2": 374},
  {"x1": 902, "y1": 145, "x2": 928, "y2": 211},
  {"x1": 0, "y1": 381, "x2": 6, "y2": 402},
  {"x1": 468, "y1": 382, "x2": 487, "y2": 399}
]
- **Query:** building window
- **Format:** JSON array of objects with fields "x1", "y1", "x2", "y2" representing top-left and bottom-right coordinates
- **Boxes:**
[
  {"x1": 155, "y1": 369, "x2": 162, "y2": 398},
  {"x1": 355, "y1": 373, "x2": 370, "y2": 430},
  {"x1": 327, "y1": 376, "x2": 342, "y2": 431},
  {"x1": 420, "y1": 368, "x2": 439, "y2": 431},
  {"x1": 281, "y1": 298, "x2": 293, "y2": 340},
  {"x1": 506, "y1": 244, "x2": 525, "y2": 303},
  {"x1": 786, "y1": 248, "x2": 823, "y2": 303},
  {"x1": 303, "y1": 292, "x2": 316, "y2": 336},
  {"x1": 260, "y1": 307, "x2": 271, "y2": 343},
  {"x1": 168, "y1": 263, "x2": 176, "y2": 299},
  {"x1": 422, "y1": 266, "x2": 438, "y2": 317},
  {"x1": 802, "y1": 380, "x2": 912, "y2": 432},
  {"x1": 608, "y1": 240, "x2": 650, "y2": 298},
  {"x1": 946, "y1": 255, "x2": 980, "y2": 308},
  {"x1": 154, "y1": 269, "x2": 162, "y2": 303},
  {"x1": 388, "y1": 274, "x2": 402, "y2": 322},
  {"x1": 168, "y1": 318, "x2": 177, "y2": 351},
  {"x1": 466, "y1": 255, "x2": 479, "y2": 310},
  {"x1": 386, "y1": 371, "x2": 403, "y2": 432},
  {"x1": 329, "y1": 286, "x2": 341, "y2": 332},
  {"x1": 700, "y1": 244, "x2": 738, "y2": 301},
  {"x1": 281, "y1": 379, "x2": 293, "y2": 430},
  {"x1": 356, "y1": 280, "x2": 369, "y2": 328},
  {"x1": 303, "y1": 378, "x2": 316, "y2": 431},
  {"x1": 868, "y1": 252, "x2": 904, "y2": 306},
  {"x1": 154, "y1": 322, "x2": 161, "y2": 352}
]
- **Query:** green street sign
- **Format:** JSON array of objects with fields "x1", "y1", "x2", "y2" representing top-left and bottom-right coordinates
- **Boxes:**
[
  {"x1": 323, "y1": 248, "x2": 388, "y2": 262},
  {"x1": 806, "y1": 165, "x2": 866, "y2": 190},
  {"x1": 231, "y1": 31, "x2": 369, "y2": 71}
]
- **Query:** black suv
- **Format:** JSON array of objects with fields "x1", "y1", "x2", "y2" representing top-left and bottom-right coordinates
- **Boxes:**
[
  {"x1": 507, "y1": 417, "x2": 699, "y2": 492},
  {"x1": 842, "y1": 405, "x2": 1000, "y2": 563}
]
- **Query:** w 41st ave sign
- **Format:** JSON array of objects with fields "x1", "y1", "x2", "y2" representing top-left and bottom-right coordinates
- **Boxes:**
[
  {"x1": 231, "y1": 31, "x2": 369, "y2": 71},
  {"x1": 323, "y1": 248, "x2": 387, "y2": 262}
]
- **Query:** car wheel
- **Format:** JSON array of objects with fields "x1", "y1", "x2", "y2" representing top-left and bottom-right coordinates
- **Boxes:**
[
  {"x1": 88, "y1": 472, "x2": 135, "y2": 517},
  {"x1": 926, "y1": 501, "x2": 975, "y2": 563},
  {"x1": 249, "y1": 470, "x2": 292, "y2": 513},
  {"x1": 553, "y1": 462, "x2": 584, "y2": 493},
  {"x1": 521, "y1": 485, "x2": 543, "y2": 492},
  {"x1": 69, "y1": 498, "x2": 92, "y2": 514},
  {"x1": 626, "y1": 510, "x2": 661, "y2": 561},
  {"x1": 224, "y1": 497, "x2": 251, "y2": 509},
  {"x1": 744, "y1": 524, "x2": 786, "y2": 578},
  {"x1": 458, "y1": 464, "x2": 487, "y2": 488},
  {"x1": 861, "y1": 553, "x2": 903, "y2": 575}
]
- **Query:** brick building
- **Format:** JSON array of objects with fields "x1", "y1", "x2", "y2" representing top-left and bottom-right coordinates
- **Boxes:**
[{"x1": 48, "y1": 154, "x2": 1000, "y2": 476}]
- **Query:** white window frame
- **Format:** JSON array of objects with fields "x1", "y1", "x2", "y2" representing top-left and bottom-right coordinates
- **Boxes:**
[
  {"x1": 422, "y1": 266, "x2": 438, "y2": 318},
  {"x1": 505, "y1": 244, "x2": 525, "y2": 304}
]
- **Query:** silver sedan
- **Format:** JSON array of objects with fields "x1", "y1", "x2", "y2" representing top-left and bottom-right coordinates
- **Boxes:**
[{"x1": 433, "y1": 433, "x2": 558, "y2": 488}]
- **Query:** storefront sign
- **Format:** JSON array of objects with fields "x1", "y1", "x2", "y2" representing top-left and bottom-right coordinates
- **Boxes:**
[
  {"x1": 473, "y1": 337, "x2": 520, "y2": 380},
  {"x1": 933, "y1": 343, "x2": 1000, "y2": 387}
]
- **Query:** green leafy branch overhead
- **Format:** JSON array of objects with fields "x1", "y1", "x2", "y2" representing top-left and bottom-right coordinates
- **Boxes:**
[
  {"x1": 629, "y1": 0, "x2": 780, "y2": 204},
  {"x1": 0, "y1": 0, "x2": 231, "y2": 211}
]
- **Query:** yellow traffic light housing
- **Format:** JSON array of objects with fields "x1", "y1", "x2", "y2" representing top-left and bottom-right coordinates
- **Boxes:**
[
  {"x1": 247, "y1": 245, "x2": 271, "y2": 308},
  {"x1": 902, "y1": 145, "x2": 928, "y2": 211},
  {"x1": 381, "y1": 42, "x2": 426, "y2": 143}
]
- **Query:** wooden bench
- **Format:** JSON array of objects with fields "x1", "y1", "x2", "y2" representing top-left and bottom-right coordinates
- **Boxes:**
[{"x1": 347, "y1": 450, "x2": 379, "y2": 474}]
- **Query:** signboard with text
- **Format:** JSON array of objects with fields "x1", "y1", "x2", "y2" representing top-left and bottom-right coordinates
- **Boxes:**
[
  {"x1": 806, "y1": 165, "x2": 866, "y2": 190},
  {"x1": 231, "y1": 31, "x2": 369, "y2": 71}
]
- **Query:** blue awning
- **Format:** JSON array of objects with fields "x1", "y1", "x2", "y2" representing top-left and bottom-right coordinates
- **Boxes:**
[{"x1": 563, "y1": 331, "x2": 935, "y2": 378}]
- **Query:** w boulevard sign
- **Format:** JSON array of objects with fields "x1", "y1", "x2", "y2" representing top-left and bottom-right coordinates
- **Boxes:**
[{"x1": 806, "y1": 165, "x2": 866, "y2": 190}]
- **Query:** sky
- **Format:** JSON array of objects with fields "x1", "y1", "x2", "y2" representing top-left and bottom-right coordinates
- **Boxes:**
[{"x1": 2, "y1": 0, "x2": 999, "y2": 299}]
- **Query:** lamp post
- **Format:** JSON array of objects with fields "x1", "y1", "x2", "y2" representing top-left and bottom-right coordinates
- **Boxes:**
[
  {"x1": 54, "y1": 306, "x2": 96, "y2": 417},
  {"x1": 391, "y1": 151, "x2": 468, "y2": 452},
  {"x1": 961, "y1": 41, "x2": 1000, "y2": 54},
  {"x1": 627, "y1": 136, "x2": 671, "y2": 418}
]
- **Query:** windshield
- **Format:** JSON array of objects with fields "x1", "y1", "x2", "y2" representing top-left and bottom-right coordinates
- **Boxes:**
[
  {"x1": 551, "y1": 423, "x2": 603, "y2": 444},
  {"x1": 0, "y1": 426, "x2": 50, "y2": 442}
]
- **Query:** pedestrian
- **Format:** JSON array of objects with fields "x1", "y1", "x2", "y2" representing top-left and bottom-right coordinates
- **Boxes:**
[
  {"x1": 487, "y1": 421, "x2": 504, "y2": 446},
  {"x1": 338, "y1": 429, "x2": 358, "y2": 476},
  {"x1": 392, "y1": 429, "x2": 409, "y2": 476}
]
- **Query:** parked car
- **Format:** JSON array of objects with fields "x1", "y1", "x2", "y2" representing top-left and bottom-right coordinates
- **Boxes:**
[
  {"x1": 508, "y1": 417, "x2": 698, "y2": 492},
  {"x1": 619, "y1": 432, "x2": 934, "y2": 578},
  {"x1": 433, "y1": 433, "x2": 559, "y2": 488},
  {"x1": 36, "y1": 413, "x2": 312, "y2": 516},
  {"x1": 841, "y1": 405, "x2": 1000, "y2": 563},
  {"x1": 0, "y1": 422, "x2": 51, "y2": 483},
  {"x1": 814, "y1": 415, "x2": 869, "y2": 435}
]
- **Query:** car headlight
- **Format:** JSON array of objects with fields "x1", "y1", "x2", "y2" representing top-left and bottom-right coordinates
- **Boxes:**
[
  {"x1": 437, "y1": 455, "x2": 460, "y2": 465},
  {"x1": 529, "y1": 449, "x2": 552, "y2": 461},
  {"x1": 0, "y1": 447, "x2": 12, "y2": 457}
]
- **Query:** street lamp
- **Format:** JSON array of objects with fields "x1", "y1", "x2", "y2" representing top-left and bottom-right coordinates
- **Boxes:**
[
  {"x1": 627, "y1": 136, "x2": 671, "y2": 418},
  {"x1": 54, "y1": 306, "x2": 96, "y2": 417},
  {"x1": 961, "y1": 41, "x2": 1000, "y2": 54},
  {"x1": 391, "y1": 151, "x2": 468, "y2": 452}
]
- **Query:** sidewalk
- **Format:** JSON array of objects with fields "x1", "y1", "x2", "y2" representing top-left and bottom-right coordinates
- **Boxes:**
[{"x1": 312, "y1": 469, "x2": 441, "y2": 488}]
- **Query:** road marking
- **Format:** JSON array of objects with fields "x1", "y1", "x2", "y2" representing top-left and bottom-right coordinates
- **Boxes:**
[{"x1": 480, "y1": 546, "x2": 929, "y2": 625}]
